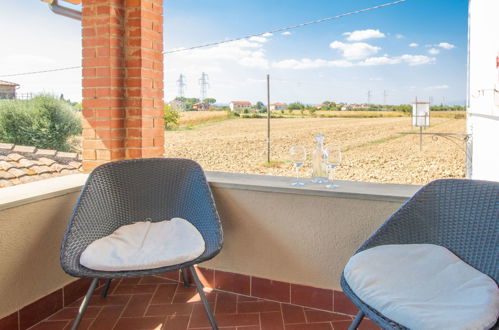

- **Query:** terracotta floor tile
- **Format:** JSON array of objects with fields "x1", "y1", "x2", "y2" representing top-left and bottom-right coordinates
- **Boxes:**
[
  {"x1": 121, "y1": 294, "x2": 153, "y2": 317},
  {"x1": 140, "y1": 275, "x2": 175, "y2": 285},
  {"x1": 27, "y1": 320, "x2": 69, "y2": 330},
  {"x1": 215, "y1": 314, "x2": 261, "y2": 327},
  {"x1": 237, "y1": 295, "x2": 258, "y2": 302},
  {"x1": 237, "y1": 301, "x2": 280, "y2": 313},
  {"x1": 113, "y1": 284, "x2": 158, "y2": 295},
  {"x1": 290, "y1": 285, "x2": 333, "y2": 312},
  {"x1": 87, "y1": 295, "x2": 131, "y2": 307},
  {"x1": 214, "y1": 270, "x2": 251, "y2": 296},
  {"x1": 150, "y1": 284, "x2": 178, "y2": 305},
  {"x1": 260, "y1": 311, "x2": 284, "y2": 330},
  {"x1": 119, "y1": 278, "x2": 141, "y2": 285},
  {"x1": 304, "y1": 310, "x2": 352, "y2": 323},
  {"x1": 285, "y1": 322, "x2": 332, "y2": 330},
  {"x1": 357, "y1": 319, "x2": 382, "y2": 330},
  {"x1": 236, "y1": 327, "x2": 259, "y2": 330},
  {"x1": 145, "y1": 303, "x2": 194, "y2": 317},
  {"x1": 63, "y1": 318, "x2": 93, "y2": 330},
  {"x1": 158, "y1": 270, "x2": 180, "y2": 282},
  {"x1": 0, "y1": 312, "x2": 18, "y2": 330},
  {"x1": 215, "y1": 292, "x2": 238, "y2": 315},
  {"x1": 280, "y1": 304, "x2": 306, "y2": 324},
  {"x1": 165, "y1": 314, "x2": 190, "y2": 330},
  {"x1": 48, "y1": 307, "x2": 101, "y2": 320},
  {"x1": 63, "y1": 278, "x2": 94, "y2": 307},
  {"x1": 195, "y1": 267, "x2": 215, "y2": 288},
  {"x1": 113, "y1": 316, "x2": 165, "y2": 330},
  {"x1": 20, "y1": 290, "x2": 63, "y2": 330},
  {"x1": 89, "y1": 305, "x2": 125, "y2": 330},
  {"x1": 333, "y1": 292, "x2": 358, "y2": 316},
  {"x1": 251, "y1": 277, "x2": 290, "y2": 303}
]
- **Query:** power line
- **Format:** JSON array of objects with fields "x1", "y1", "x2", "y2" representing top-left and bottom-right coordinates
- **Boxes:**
[
  {"x1": 0, "y1": 0, "x2": 408, "y2": 78},
  {"x1": 0, "y1": 65, "x2": 81, "y2": 78},
  {"x1": 164, "y1": 0, "x2": 408, "y2": 54}
]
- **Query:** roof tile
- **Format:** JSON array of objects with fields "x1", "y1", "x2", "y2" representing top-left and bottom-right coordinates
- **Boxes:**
[
  {"x1": 0, "y1": 161, "x2": 14, "y2": 171},
  {"x1": 56, "y1": 151, "x2": 78, "y2": 159},
  {"x1": 0, "y1": 170, "x2": 16, "y2": 180},
  {"x1": 39, "y1": 157, "x2": 56, "y2": 166},
  {"x1": 7, "y1": 153, "x2": 24, "y2": 162},
  {"x1": 12, "y1": 145, "x2": 37, "y2": 153},
  {"x1": 0, "y1": 143, "x2": 15, "y2": 151},
  {"x1": 8, "y1": 168, "x2": 27, "y2": 178},
  {"x1": 36, "y1": 149, "x2": 58, "y2": 157}
]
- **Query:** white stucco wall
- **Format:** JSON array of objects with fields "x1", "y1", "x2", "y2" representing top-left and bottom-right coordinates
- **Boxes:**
[{"x1": 468, "y1": 0, "x2": 499, "y2": 181}]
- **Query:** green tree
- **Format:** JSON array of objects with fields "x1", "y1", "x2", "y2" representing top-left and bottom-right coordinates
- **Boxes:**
[
  {"x1": 255, "y1": 101, "x2": 265, "y2": 110},
  {"x1": 287, "y1": 102, "x2": 305, "y2": 110},
  {"x1": 163, "y1": 104, "x2": 180, "y2": 129},
  {"x1": 204, "y1": 98, "x2": 216, "y2": 105},
  {"x1": 0, "y1": 95, "x2": 81, "y2": 151}
]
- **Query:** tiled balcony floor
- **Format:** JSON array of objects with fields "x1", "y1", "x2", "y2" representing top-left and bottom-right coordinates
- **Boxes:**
[{"x1": 27, "y1": 275, "x2": 379, "y2": 330}]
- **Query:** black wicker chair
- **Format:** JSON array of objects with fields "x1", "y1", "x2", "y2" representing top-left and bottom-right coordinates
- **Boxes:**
[
  {"x1": 61, "y1": 158, "x2": 223, "y2": 330},
  {"x1": 341, "y1": 179, "x2": 499, "y2": 330}
]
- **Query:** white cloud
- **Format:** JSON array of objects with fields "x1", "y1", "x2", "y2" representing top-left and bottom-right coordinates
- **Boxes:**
[
  {"x1": 359, "y1": 54, "x2": 435, "y2": 66},
  {"x1": 272, "y1": 58, "x2": 353, "y2": 70},
  {"x1": 395, "y1": 34, "x2": 404, "y2": 39},
  {"x1": 400, "y1": 54, "x2": 436, "y2": 65},
  {"x1": 437, "y1": 42, "x2": 455, "y2": 50},
  {"x1": 262, "y1": 32, "x2": 273, "y2": 37},
  {"x1": 428, "y1": 48, "x2": 440, "y2": 55},
  {"x1": 343, "y1": 29, "x2": 385, "y2": 41},
  {"x1": 329, "y1": 41, "x2": 380, "y2": 60},
  {"x1": 409, "y1": 43, "x2": 419, "y2": 47},
  {"x1": 359, "y1": 56, "x2": 400, "y2": 66},
  {"x1": 249, "y1": 36, "x2": 268, "y2": 43},
  {"x1": 281, "y1": 31, "x2": 292, "y2": 36},
  {"x1": 427, "y1": 84, "x2": 449, "y2": 89}
]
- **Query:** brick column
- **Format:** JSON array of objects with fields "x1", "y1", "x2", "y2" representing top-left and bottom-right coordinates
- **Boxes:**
[{"x1": 81, "y1": 0, "x2": 164, "y2": 171}]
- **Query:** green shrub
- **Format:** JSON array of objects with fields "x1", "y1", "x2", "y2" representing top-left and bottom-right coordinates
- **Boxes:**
[
  {"x1": 0, "y1": 95, "x2": 81, "y2": 151},
  {"x1": 163, "y1": 104, "x2": 180, "y2": 129}
]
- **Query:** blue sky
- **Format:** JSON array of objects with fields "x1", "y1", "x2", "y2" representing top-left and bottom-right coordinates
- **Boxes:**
[{"x1": 0, "y1": 0, "x2": 468, "y2": 104}]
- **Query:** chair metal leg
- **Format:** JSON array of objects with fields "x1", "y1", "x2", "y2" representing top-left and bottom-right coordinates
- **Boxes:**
[
  {"x1": 100, "y1": 279, "x2": 112, "y2": 298},
  {"x1": 71, "y1": 278, "x2": 99, "y2": 330},
  {"x1": 348, "y1": 311, "x2": 365, "y2": 330},
  {"x1": 189, "y1": 266, "x2": 218, "y2": 330},
  {"x1": 180, "y1": 267, "x2": 190, "y2": 287}
]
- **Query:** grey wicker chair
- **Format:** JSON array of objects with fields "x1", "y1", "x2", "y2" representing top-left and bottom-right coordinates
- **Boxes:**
[
  {"x1": 61, "y1": 158, "x2": 223, "y2": 330},
  {"x1": 341, "y1": 179, "x2": 499, "y2": 330}
]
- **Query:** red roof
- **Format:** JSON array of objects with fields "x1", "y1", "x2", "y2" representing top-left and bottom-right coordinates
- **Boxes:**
[
  {"x1": 0, "y1": 80, "x2": 19, "y2": 87},
  {"x1": 230, "y1": 101, "x2": 251, "y2": 105}
]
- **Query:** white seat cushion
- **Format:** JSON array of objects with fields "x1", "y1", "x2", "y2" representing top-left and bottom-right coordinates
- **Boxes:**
[
  {"x1": 344, "y1": 244, "x2": 499, "y2": 330},
  {"x1": 80, "y1": 218, "x2": 205, "y2": 271}
]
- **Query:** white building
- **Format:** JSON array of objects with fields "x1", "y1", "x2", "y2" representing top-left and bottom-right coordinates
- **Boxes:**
[
  {"x1": 270, "y1": 102, "x2": 287, "y2": 110},
  {"x1": 229, "y1": 101, "x2": 251, "y2": 112}
]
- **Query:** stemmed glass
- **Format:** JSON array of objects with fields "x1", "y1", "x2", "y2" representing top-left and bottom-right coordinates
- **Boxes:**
[
  {"x1": 325, "y1": 146, "x2": 342, "y2": 188},
  {"x1": 289, "y1": 146, "x2": 306, "y2": 186}
]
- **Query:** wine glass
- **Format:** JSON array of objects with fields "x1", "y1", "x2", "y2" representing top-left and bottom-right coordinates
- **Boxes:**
[
  {"x1": 325, "y1": 146, "x2": 342, "y2": 188},
  {"x1": 289, "y1": 146, "x2": 306, "y2": 186}
]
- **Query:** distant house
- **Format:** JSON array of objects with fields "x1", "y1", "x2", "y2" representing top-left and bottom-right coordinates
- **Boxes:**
[
  {"x1": 315, "y1": 104, "x2": 324, "y2": 110},
  {"x1": 270, "y1": 102, "x2": 287, "y2": 110},
  {"x1": 0, "y1": 80, "x2": 19, "y2": 100},
  {"x1": 192, "y1": 102, "x2": 209, "y2": 111},
  {"x1": 169, "y1": 99, "x2": 185, "y2": 111},
  {"x1": 341, "y1": 104, "x2": 370, "y2": 111},
  {"x1": 229, "y1": 101, "x2": 251, "y2": 112}
]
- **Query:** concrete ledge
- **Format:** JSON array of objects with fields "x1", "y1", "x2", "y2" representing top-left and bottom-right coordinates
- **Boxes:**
[
  {"x1": 0, "y1": 174, "x2": 88, "y2": 211},
  {"x1": 206, "y1": 171, "x2": 420, "y2": 203},
  {"x1": 0, "y1": 172, "x2": 420, "y2": 211}
]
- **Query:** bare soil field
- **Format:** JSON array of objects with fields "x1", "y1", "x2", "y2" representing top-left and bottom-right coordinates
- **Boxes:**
[{"x1": 165, "y1": 116, "x2": 466, "y2": 185}]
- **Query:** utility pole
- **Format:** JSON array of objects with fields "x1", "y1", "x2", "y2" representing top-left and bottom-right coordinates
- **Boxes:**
[
  {"x1": 176, "y1": 74, "x2": 186, "y2": 98},
  {"x1": 267, "y1": 74, "x2": 271, "y2": 163},
  {"x1": 383, "y1": 90, "x2": 388, "y2": 109},
  {"x1": 198, "y1": 72, "x2": 209, "y2": 102},
  {"x1": 367, "y1": 90, "x2": 372, "y2": 105}
]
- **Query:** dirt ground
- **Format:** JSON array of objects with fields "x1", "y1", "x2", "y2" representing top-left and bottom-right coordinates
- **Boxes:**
[{"x1": 165, "y1": 117, "x2": 467, "y2": 185}]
